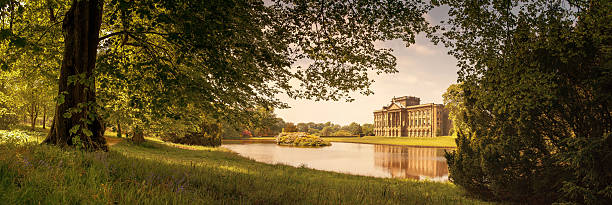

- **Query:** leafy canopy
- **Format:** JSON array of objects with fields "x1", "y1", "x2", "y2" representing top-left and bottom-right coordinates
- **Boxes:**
[{"x1": 438, "y1": 0, "x2": 612, "y2": 203}]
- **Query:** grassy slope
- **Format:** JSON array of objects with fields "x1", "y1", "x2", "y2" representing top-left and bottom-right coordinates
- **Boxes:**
[
  {"x1": 0, "y1": 129, "x2": 484, "y2": 204},
  {"x1": 250, "y1": 135, "x2": 457, "y2": 148}
]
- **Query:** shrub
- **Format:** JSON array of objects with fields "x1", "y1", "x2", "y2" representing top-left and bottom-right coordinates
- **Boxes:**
[
  {"x1": 0, "y1": 130, "x2": 30, "y2": 144},
  {"x1": 161, "y1": 131, "x2": 221, "y2": 147},
  {"x1": 331, "y1": 130, "x2": 352, "y2": 136},
  {"x1": 0, "y1": 109, "x2": 18, "y2": 130},
  {"x1": 275, "y1": 132, "x2": 331, "y2": 147},
  {"x1": 441, "y1": 1, "x2": 611, "y2": 204},
  {"x1": 159, "y1": 117, "x2": 223, "y2": 147}
]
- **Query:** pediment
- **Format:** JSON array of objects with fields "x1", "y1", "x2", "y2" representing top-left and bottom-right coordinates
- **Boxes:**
[{"x1": 387, "y1": 103, "x2": 401, "y2": 110}]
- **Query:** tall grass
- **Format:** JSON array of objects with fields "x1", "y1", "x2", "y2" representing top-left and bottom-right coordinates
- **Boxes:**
[{"x1": 0, "y1": 129, "x2": 487, "y2": 204}]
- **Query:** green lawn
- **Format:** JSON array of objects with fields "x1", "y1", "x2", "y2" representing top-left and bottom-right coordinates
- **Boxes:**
[
  {"x1": 248, "y1": 135, "x2": 457, "y2": 148},
  {"x1": 0, "y1": 128, "x2": 484, "y2": 204}
]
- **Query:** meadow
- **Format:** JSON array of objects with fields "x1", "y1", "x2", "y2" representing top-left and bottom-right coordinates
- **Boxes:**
[{"x1": 0, "y1": 128, "x2": 486, "y2": 204}]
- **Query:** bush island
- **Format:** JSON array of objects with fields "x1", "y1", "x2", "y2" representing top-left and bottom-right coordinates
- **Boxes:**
[{"x1": 275, "y1": 132, "x2": 331, "y2": 147}]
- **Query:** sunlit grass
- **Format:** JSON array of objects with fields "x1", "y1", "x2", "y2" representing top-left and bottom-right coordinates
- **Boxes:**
[{"x1": 0, "y1": 128, "x2": 485, "y2": 204}]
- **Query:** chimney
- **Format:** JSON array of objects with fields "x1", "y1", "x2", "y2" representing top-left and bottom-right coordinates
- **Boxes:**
[{"x1": 393, "y1": 96, "x2": 420, "y2": 106}]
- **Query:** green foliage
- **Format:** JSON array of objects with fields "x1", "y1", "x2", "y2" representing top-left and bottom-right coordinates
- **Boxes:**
[
  {"x1": 0, "y1": 109, "x2": 17, "y2": 129},
  {"x1": 0, "y1": 0, "x2": 63, "y2": 131},
  {"x1": 327, "y1": 135, "x2": 456, "y2": 147},
  {"x1": 361, "y1": 123, "x2": 374, "y2": 136},
  {"x1": 296, "y1": 123, "x2": 309, "y2": 133},
  {"x1": 163, "y1": 131, "x2": 221, "y2": 147},
  {"x1": 439, "y1": 0, "x2": 612, "y2": 204},
  {"x1": 244, "y1": 107, "x2": 285, "y2": 137},
  {"x1": 279, "y1": 121, "x2": 368, "y2": 137},
  {"x1": 331, "y1": 130, "x2": 353, "y2": 137},
  {"x1": 346, "y1": 122, "x2": 362, "y2": 135},
  {"x1": 3, "y1": 0, "x2": 434, "y2": 150},
  {"x1": 0, "y1": 130, "x2": 31, "y2": 144},
  {"x1": 276, "y1": 132, "x2": 331, "y2": 147},
  {"x1": 320, "y1": 126, "x2": 333, "y2": 136},
  {"x1": 93, "y1": 0, "x2": 433, "y2": 137},
  {"x1": 442, "y1": 83, "x2": 467, "y2": 134},
  {"x1": 158, "y1": 115, "x2": 222, "y2": 146},
  {"x1": 283, "y1": 123, "x2": 298, "y2": 132}
]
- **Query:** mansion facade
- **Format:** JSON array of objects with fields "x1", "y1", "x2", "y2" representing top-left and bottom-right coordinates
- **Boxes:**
[{"x1": 373, "y1": 96, "x2": 451, "y2": 137}]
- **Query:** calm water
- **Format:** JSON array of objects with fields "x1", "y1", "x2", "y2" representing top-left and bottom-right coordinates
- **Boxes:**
[{"x1": 222, "y1": 142, "x2": 450, "y2": 182}]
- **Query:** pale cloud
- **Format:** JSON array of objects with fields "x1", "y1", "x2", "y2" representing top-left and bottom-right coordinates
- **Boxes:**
[
  {"x1": 423, "y1": 13, "x2": 434, "y2": 23},
  {"x1": 408, "y1": 44, "x2": 436, "y2": 55}
]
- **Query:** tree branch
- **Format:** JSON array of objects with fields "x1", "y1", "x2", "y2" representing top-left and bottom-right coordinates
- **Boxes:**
[
  {"x1": 98, "y1": 31, "x2": 127, "y2": 42},
  {"x1": 99, "y1": 31, "x2": 170, "y2": 42}
]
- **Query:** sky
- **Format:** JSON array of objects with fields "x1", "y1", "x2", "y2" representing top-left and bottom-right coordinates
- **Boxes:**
[{"x1": 275, "y1": 6, "x2": 457, "y2": 125}]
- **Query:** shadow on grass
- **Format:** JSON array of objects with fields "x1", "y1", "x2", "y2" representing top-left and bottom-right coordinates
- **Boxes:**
[{"x1": 0, "y1": 130, "x2": 491, "y2": 204}]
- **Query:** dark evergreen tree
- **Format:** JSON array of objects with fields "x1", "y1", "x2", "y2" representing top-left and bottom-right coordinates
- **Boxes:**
[{"x1": 440, "y1": 0, "x2": 612, "y2": 203}]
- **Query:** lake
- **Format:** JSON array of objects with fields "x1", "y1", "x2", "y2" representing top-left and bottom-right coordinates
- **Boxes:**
[{"x1": 222, "y1": 141, "x2": 451, "y2": 182}]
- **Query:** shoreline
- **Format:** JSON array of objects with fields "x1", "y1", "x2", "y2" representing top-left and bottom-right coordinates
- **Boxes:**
[
  {"x1": 324, "y1": 140, "x2": 456, "y2": 149},
  {"x1": 223, "y1": 136, "x2": 457, "y2": 149}
]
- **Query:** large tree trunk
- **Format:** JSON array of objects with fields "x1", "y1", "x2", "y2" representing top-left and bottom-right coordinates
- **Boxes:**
[
  {"x1": 131, "y1": 126, "x2": 145, "y2": 144},
  {"x1": 42, "y1": 105, "x2": 46, "y2": 129},
  {"x1": 43, "y1": 0, "x2": 107, "y2": 151},
  {"x1": 116, "y1": 121, "x2": 122, "y2": 138}
]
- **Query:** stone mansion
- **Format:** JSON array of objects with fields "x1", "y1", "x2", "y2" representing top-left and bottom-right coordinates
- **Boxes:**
[{"x1": 373, "y1": 96, "x2": 451, "y2": 137}]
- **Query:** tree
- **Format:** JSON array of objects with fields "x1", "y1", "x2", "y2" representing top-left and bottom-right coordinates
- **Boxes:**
[
  {"x1": 442, "y1": 83, "x2": 467, "y2": 134},
  {"x1": 42, "y1": 0, "x2": 106, "y2": 150},
  {"x1": 246, "y1": 107, "x2": 284, "y2": 137},
  {"x1": 439, "y1": 0, "x2": 611, "y2": 203},
  {"x1": 347, "y1": 122, "x2": 362, "y2": 135},
  {"x1": 319, "y1": 126, "x2": 333, "y2": 136},
  {"x1": 283, "y1": 123, "x2": 297, "y2": 133},
  {"x1": 296, "y1": 123, "x2": 309, "y2": 133},
  {"x1": 361, "y1": 123, "x2": 374, "y2": 136},
  {"x1": 2, "y1": 0, "x2": 431, "y2": 150}
]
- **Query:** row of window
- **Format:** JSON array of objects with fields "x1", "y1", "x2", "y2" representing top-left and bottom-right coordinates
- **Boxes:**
[
  {"x1": 374, "y1": 109, "x2": 433, "y2": 119},
  {"x1": 374, "y1": 130, "x2": 433, "y2": 137}
]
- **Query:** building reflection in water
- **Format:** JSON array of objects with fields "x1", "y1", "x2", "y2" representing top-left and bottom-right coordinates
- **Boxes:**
[{"x1": 374, "y1": 145, "x2": 450, "y2": 181}]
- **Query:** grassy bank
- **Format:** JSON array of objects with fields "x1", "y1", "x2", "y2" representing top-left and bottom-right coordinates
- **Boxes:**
[
  {"x1": 249, "y1": 135, "x2": 457, "y2": 148},
  {"x1": 0, "y1": 128, "x2": 483, "y2": 204},
  {"x1": 325, "y1": 136, "x2": 457, "y2": 148}
]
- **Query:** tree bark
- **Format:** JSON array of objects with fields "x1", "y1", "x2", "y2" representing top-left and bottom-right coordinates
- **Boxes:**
[
  {"x1": 42, "y1": 105, "x2": 46, "y2": 129},
  {"x1": 131, "y1": 126, "x2": 145, "y2": 144},
  {"x1": 43, "y1": 0, "x2": 107, "y2": 151},
  {"x1": 117, "y1": 121, "x2": 122, "y2": 138},
  {"x1": 31, "y1": 102, "x2": 39, "y2": 129},
  {"x1": 29, "y1": 102, "x2": 35, "y2": 129}
]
